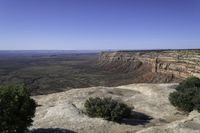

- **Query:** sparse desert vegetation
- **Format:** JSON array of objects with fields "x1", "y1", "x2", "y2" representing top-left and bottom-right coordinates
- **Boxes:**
[
  {"x1": 0, "y1": 85, "x2": 36, "y2": 133},
  {"x1": 84, "y1": 97, "x2": 131, "y2": 122},
  {"x1": 169, "y1": 77, "x2": 200, "y2": 112}
]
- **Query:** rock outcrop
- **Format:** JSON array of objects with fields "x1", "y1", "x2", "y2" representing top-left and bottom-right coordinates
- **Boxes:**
[
  {"x1": 99, "y1": 50, "x2": 200, "y2": 79},
  {"x1": 30, "y1": 84, "x2": 200, "y2": 133}
]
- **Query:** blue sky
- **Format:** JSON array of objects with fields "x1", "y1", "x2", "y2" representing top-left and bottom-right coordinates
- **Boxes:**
[{"x1": 0, "y1": 0, "x2": 200, "y2": 50}]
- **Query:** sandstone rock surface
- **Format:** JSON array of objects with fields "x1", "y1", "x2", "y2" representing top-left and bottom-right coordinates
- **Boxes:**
[
  {"x1": 30, "y1": 84, "x2": 200, "y2": 133},
  {"x1": 99, "y1": 50, "x2": 200, "y2": 79}
]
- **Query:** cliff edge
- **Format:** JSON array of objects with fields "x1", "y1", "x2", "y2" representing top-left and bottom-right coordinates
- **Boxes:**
[{"x1": 99, "y1": 50, "x2": 200, "y2": 80}]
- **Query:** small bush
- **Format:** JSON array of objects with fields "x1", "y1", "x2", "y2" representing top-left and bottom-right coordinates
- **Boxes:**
[
  {"x1": 169, "y1": 77, "x2": 200, "y2": 112},
  {"x1": 0, "y1": 85, "x2": 36, "y2": 133},
  {"x1": 175, "y1": 76, "x2": 200, "y2": 92},
  {"x1": 84, "y1": 97, "x2": 131, "y2": 122}
]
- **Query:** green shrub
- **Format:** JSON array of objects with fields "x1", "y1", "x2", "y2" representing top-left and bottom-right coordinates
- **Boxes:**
[
  {"x1": 169, "y1": 76, "x2": 200, "y2": 112},
  {"x1": 175, "y1": 76, "x2": 200, "y2": 92},
  {"x1": 169, "y1": 88, "x2": 196, "y2": 112},
  {"x1": 0, "y1": 85, "x2": 36, "y2": 133},
  {"x1": 192, "y1": 92, "x2": 200, "y2": 111},
  {"x1": 84, "y1": 97, "x2": 131, "y2": 122}
]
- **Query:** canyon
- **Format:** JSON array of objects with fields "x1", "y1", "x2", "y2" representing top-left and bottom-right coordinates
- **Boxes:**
[
  {"x1": 99, "y1": 49, "x2": 200, "y2": 79},
  {"x1": 26, "y1": 50, "x2": 200, "y2": 133}
]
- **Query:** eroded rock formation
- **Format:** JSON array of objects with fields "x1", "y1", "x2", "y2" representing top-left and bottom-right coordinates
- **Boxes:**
[{"x1": 99, "y1": 50, "x2": 200, "y2": 79}]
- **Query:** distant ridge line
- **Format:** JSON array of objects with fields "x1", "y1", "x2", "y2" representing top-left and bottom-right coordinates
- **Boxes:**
[{"x1": 116, "y1": 49, "x2": 200, "y2": 52}]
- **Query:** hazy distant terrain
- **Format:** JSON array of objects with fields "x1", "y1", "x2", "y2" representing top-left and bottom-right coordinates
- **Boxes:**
[
  {"x1": 0, "y1": 51, "x2": 134, "y2": 95},
  {"x1": 0, "y1": 51, "x2": 100, "y2": 95},
  {"x1": 0, "y1": 50, "x2": 179, "y2": 95}
]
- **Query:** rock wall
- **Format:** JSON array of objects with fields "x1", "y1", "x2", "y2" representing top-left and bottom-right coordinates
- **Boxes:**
[{"x1": 99, "y1": 50, "x2": 200, "y2": 79}]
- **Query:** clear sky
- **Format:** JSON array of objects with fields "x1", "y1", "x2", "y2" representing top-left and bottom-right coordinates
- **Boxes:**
[{"x1": 0, "y1": 0, "x2": 200, "y2": 50}]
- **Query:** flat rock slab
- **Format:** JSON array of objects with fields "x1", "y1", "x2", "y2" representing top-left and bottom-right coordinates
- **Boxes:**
[{"x1": 30, "y1": 84, "x2": 200, "y2": 133}]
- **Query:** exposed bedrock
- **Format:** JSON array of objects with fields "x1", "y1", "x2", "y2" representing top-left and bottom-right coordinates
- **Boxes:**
[
  {"x1": 99, "y1": 50, "x2": 200, "y2": 79},
  {"x1": 31, "y1": 84, "x2": 200, "y2": 133}
]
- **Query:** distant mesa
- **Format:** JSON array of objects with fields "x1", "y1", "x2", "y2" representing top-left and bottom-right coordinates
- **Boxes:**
[{"x1": 99, "y1": 49, "x2": 200, "y2": 79}]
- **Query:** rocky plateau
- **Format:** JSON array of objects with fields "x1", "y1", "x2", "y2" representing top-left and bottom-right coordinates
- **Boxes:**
[
  {"x1": 99, "y1": 50, "x2": 200, "y2": 79},
  {"x1": 30, "y1": 83, "x2": 200, "y2": 133}
]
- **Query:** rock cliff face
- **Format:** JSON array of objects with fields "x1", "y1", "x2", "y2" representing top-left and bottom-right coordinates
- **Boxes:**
[{"x1": 99, "y1": 50, "x2": 200, "y2": 79}]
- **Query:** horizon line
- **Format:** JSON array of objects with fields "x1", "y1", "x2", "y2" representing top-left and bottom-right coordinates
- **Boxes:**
[{"x1": 0, "y1": 48, "x2": 200, "y2": 51}]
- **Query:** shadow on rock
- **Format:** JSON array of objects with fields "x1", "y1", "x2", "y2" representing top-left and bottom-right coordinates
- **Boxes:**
[
  {"x1": 121, "y1": 111, "x2": 153, "y2": 126},
  {"x1": 29, "y1": 128, "x2": 77, "y2": 133}
]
